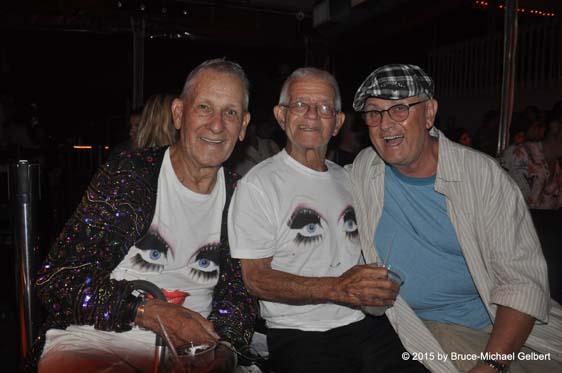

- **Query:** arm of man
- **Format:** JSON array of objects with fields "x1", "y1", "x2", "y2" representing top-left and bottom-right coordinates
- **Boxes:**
[
  {"x1": 135, "y1": 300, "x2": 238, "y2": 373},
  {"x1": 132, "y1": 254, "x2": 247, "y2": 373},
  {"x1": 470, "y1": 306, "x2": 534, "y2": 372},
  {"x1": 209, "y1": 248, "x2": 258, "y2": 331},
  {"x1": 136, "y1": 299, "x2": 219, "y2": 347},
  {"x1": 240, "y1": 257, "x2": 398, "y2": 307},
  {"x1": 469, "y1": 160, "x2": 550, "y2": 371},
  {"x1": 36, "y1": 150, "x2": 163, "y2": 332}
]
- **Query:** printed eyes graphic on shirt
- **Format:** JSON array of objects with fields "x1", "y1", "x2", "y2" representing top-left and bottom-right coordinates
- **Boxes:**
[
  {"x1": 287, "y1": 206, "x2": 325, "y2": 246},
  {"x1": 130, "y1": 231, "x2": 172, "y2": 272},
  {"x1": 187, "y1": 242, "x2": 220, "y2": 282},
  {"x1": 339, "y1": 206, "x2": 359, "y2": 241}
]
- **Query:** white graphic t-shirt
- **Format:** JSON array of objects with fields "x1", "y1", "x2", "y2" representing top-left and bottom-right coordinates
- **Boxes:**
[
  {"x1": 111, "y1": 148, "x2": 225, "y2": 317},
  {"x1": 42, "y1": 149, "x2": 226, "y2": 359},
  {"x1": 228, "y1": 149, "x2": 365, "y2": 331}
]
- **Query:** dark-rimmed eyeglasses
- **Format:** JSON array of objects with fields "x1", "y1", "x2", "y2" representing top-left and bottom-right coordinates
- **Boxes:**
[
  {"x1": 360, "y1": 100, "x2": 427, "y2": 127},
  {"x1": 280, "y1": 101, "x2": 338, "y2": 119}
]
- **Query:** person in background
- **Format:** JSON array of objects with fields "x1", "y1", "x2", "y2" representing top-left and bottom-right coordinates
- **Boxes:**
[
  {"x1": 502, "y1": 112, "x2": 562, "y2": 210},
  {"x1": 33, "y1": 58, "x2": 257, "y2": 373},
  {"x1": 109, "y1": 94, "x2": 177, "y2": 159},
  {"x1": 349, "y1": 63, "x2": 562, "y2": 372},
  {"x1": 473, "y1": 110, "x2": 499, "y2": 156},
  {"x1": 229, "y1": 67, "x2": 427, "y2": 373},
  {"x1": 108, "y1": 106, "x2": 144, "y2": 158},
  {"x1": 129, "y1": 106, "x2": 143, "y2": 142},
  {"x1": 508, "y1": 114, "x2": 531, "y2": 146},
  {"x1": 449, "y1": 127, "x2": 472, "y2": 148},
  {"x1": 132, "y1": 93, "x2": 178, "y2": 150},
  {"x1": 327, "y1": 110, "x2": 368, "y2": 166},
  {"x1": 230, "y1": 117, "x2": 280, "y2": 176},
  {"x1": 523, "y1": 105, "x2": 546, "y2": 142}
]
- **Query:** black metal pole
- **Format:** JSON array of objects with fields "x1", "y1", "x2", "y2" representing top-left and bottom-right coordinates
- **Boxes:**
[
  {"x1": 132, "y1": 16, "x2": 145, "y2": 109},
  {"x1": 9, "y1": 160, "x2": 41, "y2": 360}
]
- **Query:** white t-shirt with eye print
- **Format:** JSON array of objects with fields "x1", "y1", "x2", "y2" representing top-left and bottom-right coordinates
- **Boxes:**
[
  {"x1": 111, "y1": 148, "x2": 225, "y2": 318},
  {"x1": 228, "y1": 149, "x2": 365, "y2": 331}
]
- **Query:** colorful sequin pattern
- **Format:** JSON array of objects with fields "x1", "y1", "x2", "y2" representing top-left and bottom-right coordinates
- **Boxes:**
[{"x1": 31, "y1": 147, "x2": 257, "y2": 365}]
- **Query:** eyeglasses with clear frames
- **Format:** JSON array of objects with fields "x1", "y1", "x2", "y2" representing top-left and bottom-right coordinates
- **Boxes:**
[
  {"x1": 280, "y1": 101, "x2": 338, "y2": 119},
  {"x1": 360, "y1": 100, "x2": 427, "y2": 127}
]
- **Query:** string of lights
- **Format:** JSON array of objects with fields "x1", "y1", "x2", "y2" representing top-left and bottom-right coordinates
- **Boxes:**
[{"x1": 473, "y1": 0, "x2": 556, "y2": 17}]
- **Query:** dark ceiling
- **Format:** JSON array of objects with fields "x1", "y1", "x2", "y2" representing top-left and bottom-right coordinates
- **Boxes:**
[
  {"x1": 0, "y1": 0, "x2": 471, "y2": 47},
  {"x1": 2, "y1": 0, "x2": 560, "y2": 49},
  {"x1": 1, "y1": 0, "x2": 560, "y2": 143}
]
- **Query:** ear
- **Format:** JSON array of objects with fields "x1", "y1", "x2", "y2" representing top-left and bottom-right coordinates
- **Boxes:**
[
  {"x1": 425, "y1": 99, "x2": 438, "y2": 130},
  {"x1": 273, "y1": 105, "x2": 287, "y2": 131},
  {"x1": 171, "y1": 98, "x2": 184, "y2": 130},
  {"x1": 238, "y1": 112, "x2": 251, "y2": 141},
  {"x1": 332, "y1": 111, "x2": 346, "y2": 137}
]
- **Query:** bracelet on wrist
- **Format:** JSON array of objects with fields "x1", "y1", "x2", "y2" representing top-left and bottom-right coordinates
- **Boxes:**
[
  {"x1": 133, "y1": 298, "x2": 147, "y2": 325},
  {"x1": 478, "y1": 358, "x2": 510, "y2": 373}
]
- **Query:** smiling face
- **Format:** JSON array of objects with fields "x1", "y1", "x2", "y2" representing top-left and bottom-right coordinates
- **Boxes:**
[
  {"x1": 172, "y1": 69, "x2": 250, "y2": 173},
  {"x1": 274, "y1": 77, "x2": 344, "y2": 165},
  {"x1": 364, "y1": 96, "x2": 438, "y2": 177}
]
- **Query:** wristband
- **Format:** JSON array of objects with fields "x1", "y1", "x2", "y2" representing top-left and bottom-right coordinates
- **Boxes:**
[
  {"x1": 218, "y1": 340, "x2": 238, "y2": 368},
  {"x1": 478, "y1": 358, "x2": 510, "y2": 373},
  {"x1": 133, "y1": 298, "x2": 147, "y2": 324}
]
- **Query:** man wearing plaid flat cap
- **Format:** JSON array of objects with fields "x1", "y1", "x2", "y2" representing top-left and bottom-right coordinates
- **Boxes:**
[{"x1": 348, "y1": 64, "x2": 562, "y2": 372}]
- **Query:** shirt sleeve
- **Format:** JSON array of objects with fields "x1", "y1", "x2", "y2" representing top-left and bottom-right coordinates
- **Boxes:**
[
  {"x1": 228, "y1": 178, "x2": 277, "y2": 259},
  {"x1": 208, "y1": 242, "x2": 258, "y2": 351},
  {"x1": 484, "y1": 167, "x2": 550, "y2": 323}
]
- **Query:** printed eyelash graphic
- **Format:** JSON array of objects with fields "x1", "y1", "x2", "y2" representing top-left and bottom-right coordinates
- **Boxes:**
[
  {"x1": 130, "y1": 231, "x2": 170, "y2": 272},
  {"x1": 341, "y1": 206, "x2": 359, "y2": 240},
  {"x1": 132, "y1": 253, "x2": 164, "y2": 272},
  {"x1": 287, "y1": 207, "x2": 324, "y2": 246},
  {"x1": 188, "y1": 243, "x2": 220, "y2": 282}
]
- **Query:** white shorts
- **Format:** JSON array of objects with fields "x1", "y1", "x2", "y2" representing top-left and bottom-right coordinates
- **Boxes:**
[{"x1": 39, "y1": 325, "x2": 159, "y2": 373}]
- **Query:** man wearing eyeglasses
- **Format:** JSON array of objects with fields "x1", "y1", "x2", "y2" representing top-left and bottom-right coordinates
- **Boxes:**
[
  {"x1": 349, "y1": 64, "x2": 562, "y2": 372},
  {"x1": 228, "y1": 67, "x2": 426, "y2": 372}
]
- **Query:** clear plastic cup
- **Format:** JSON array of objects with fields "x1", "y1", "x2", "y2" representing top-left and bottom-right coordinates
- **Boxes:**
[
  {"x1": 361, "y1": 266, "x2": 404, "y2": 317},
  {"x1": 170, "y1": 341, "x2": 217, "y2": 373}
]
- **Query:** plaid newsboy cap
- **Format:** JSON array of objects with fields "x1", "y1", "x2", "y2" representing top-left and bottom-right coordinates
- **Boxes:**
[{"x1": 352, "y1": 64, "x2": 434, "y2": 111}]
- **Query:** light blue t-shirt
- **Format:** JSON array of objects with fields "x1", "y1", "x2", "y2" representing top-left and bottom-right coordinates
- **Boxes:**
[{"x1": 375, "y1": 165, "x2": 491, "y2": 329}]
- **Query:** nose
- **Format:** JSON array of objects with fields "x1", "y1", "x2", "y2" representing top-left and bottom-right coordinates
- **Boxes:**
[
  {"x1": 304, "y1": 104, "x2": 319, "y2": 119},
  {"x1": 207, "y1": 111, "x2": 226, "y2": 133},
  {"x1": 379, "y1": 110, "x2": 394, "y2": 131}
]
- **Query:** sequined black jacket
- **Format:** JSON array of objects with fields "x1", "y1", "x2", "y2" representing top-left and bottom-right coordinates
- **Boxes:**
[{"x1": 33, "y1": 147, "x2": 257, "y2": 360}]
